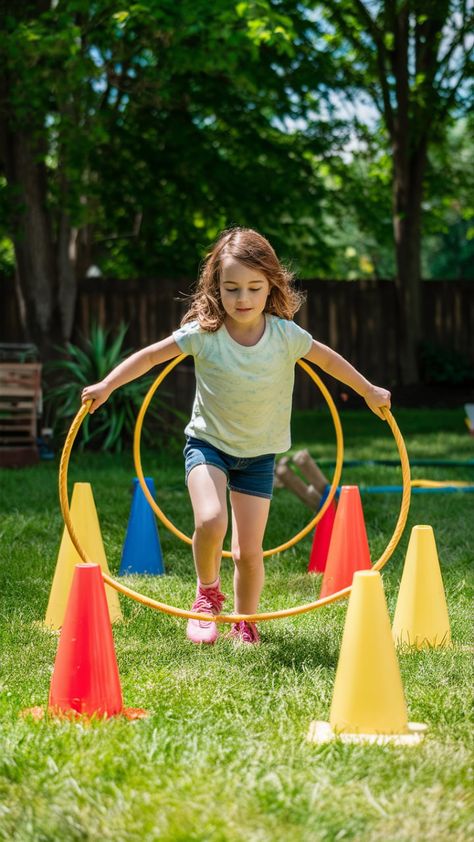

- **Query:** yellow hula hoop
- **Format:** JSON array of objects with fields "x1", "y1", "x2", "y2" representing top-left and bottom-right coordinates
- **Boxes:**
[
  {"x1": 133, "y1": 356, "x2": 344, "y2": 558},
  {"x1": 59, "y1": 375, "x2": 411, "y2": 624},
  {"x1": 410, "y1": 479, "x2": 471, "y2": 488}
]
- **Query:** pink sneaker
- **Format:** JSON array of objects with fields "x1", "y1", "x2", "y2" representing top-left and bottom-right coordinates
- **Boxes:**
[
  {"x1": 228, "y1": 621, "x2": 260, "y2": 645},
  {"x1": 186, "y1": 582, "x2": 226, "y2": 644}
]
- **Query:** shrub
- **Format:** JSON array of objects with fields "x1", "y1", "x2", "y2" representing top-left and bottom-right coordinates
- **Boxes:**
[
  {"x1": 45, "y1": 324, "x2": 184, "y2": 451},
  {"x1": 419, "y1": 341, "x2": 474, "y2": 386}
]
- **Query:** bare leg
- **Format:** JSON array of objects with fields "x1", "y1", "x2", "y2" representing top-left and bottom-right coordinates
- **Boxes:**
[
  {"x1": 187, "y1": 464, "x2": 228, "y2": 585},
  {"x1": 230, "y1": 491, "x2": 271, "y2": 614}
]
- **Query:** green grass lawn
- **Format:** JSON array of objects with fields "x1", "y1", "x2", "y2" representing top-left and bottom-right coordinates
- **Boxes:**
[{"x1": 0, "y1": 408, "x2": 473, "y2": 841}]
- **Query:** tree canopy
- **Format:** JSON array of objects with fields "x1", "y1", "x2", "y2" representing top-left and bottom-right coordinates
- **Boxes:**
[{"x1": 0, "y1": 0, "x2": 472, "y2": 378}]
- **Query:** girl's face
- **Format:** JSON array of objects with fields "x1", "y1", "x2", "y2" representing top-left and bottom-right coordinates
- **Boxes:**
[{"x1": 219, "y1": 257, "x2": 270, "y2": 327}]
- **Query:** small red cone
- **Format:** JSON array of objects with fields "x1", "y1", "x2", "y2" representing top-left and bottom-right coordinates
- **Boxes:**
[
  {"x1": 319, "y1": 486, "x2": 371, "y2": 598},
  {"x1": 308, "y1": 490, "x2": 337, "y2": 574},
  {"x1": 49, "y1": 564, "x2": 124, "y2": 718}
]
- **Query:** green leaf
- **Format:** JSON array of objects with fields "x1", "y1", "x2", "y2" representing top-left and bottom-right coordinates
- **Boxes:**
[{"x1": 112, "y1": 11, "x2": 130, "y2": 24}]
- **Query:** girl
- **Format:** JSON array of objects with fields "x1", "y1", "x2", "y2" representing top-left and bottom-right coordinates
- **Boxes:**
[{"x1": 81, "y1": 227, "x2": 391, "y2": 645}]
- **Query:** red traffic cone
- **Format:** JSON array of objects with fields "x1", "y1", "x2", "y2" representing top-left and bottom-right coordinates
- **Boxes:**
[
  {"x1": 319, "y1": 486, "x2": 371, "y2": 598},
  {"x1": 308, "y1": 487, "x2": 337, "y2": 573},
  {"x1": 49, "y1": 564, "x2": 123, "y2": 718}
]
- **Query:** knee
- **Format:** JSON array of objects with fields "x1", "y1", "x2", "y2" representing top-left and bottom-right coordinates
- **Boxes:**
[
  {"x1": 232, "y1": 545, "x2": 263, "y2": 570},
  {"x1": 195, "y1": 512, "x2": 227, "y2": 544}
]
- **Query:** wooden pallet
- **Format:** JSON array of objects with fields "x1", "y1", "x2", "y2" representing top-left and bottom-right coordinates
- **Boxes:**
[{"x1": 0, "y1": 363, "x2": 42, "y2": 467}]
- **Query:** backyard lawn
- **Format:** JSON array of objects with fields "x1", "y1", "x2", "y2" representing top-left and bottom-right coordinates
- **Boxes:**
[{"x1": 0, "y1": 407, "x2": 472, "y2": 841}]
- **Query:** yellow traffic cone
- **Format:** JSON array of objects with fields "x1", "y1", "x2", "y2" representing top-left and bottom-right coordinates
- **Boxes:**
[
  {"x1": 392, "y1": 525, "x2": 451, "y2": 649},
  {"x1": 308, "y1": 571, "x2": 426, "y2": 745},
  {"x1": 43, "y1": 482, "x2": 122, "y2": 629}
]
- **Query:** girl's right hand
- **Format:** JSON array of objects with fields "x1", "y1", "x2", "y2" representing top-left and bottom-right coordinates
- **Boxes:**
[
  {"x1": 363, "y1": 384, "x2": 391, "y2": 419},
  {"x1": 81, "y1": 381, "x2": 112, "y2": 414}
]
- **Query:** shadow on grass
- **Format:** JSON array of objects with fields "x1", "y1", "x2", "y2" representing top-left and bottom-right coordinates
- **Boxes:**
[{"x1": 261, "y1": 625, "x2": 340, "y2": 671}]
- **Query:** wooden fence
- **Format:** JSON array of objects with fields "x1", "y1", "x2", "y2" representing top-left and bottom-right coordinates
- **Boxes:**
[{"x1": 1, "y1": 276, "x2": 473, "y2": 408}]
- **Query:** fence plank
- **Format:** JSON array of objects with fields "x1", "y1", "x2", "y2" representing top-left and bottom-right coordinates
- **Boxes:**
[{"x1": 1, "y1": 277, "x2": 472, "y2": 408}]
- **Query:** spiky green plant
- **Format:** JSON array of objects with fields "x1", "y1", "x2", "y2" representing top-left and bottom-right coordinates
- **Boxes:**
[{"x1": 45, "y1": 323, "x2": 184, "y2": 451}]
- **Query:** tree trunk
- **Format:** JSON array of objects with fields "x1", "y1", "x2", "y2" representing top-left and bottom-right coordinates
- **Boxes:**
[
  {"x1": 1, "y1": 123, "x2": 79, "y2": 358},
  {"x1": 0, "y1": 66, "x2": 79, "y2": 357},
  {"x1": 7, "y1": 131, "x2": 60, "y2": 357},
  {"x1": 58, "y1": 208, "x2": 79, "y2": 342},
  {"x1": 390, "y1": 4, "x2": 426, "y2": 386},
  {"x1": 392, "y1": 143, "x2": 427, "y2": 384}
]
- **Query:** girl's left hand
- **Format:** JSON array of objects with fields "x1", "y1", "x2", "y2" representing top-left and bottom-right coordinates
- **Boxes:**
[{"x1": 364, "y1": 385, "x2": 391, "y2": 419}]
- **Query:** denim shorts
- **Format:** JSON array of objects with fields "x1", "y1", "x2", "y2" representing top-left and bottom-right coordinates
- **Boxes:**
[{"x1": 183, "y1": 437, "x2": 275, "y2": 499}]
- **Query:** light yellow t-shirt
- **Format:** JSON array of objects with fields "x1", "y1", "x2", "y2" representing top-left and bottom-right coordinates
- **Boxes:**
[{"x1": 172, "y1": 315, "x2": 313, "y2": 457}]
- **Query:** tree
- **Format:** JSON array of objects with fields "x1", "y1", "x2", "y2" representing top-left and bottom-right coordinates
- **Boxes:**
[
  {"x1": 422, "y1": 116, "x2": 474, "y2": 278},
  {"x1": 0, "y1": 0, "x2": 333, "y2": 357},
  {"x1": 313, "y1": 0, "x2": 473, "y2": 383},
  {"x1": 0, "y1": 0, "x2": 111, "y2": 354}
]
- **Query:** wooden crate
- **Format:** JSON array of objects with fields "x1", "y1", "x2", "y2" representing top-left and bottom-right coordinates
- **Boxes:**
[{"x1": 0, "y1": 363, "x2": 42, "y2": 466}]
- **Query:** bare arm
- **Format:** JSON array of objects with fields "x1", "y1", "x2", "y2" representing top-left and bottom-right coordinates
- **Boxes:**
[
  {"x1": 303, "y1": 340, "x2": 391, "y2": 419},
  {"x1": 81, "y1": 334, "x2": 182, "y2": 414}
]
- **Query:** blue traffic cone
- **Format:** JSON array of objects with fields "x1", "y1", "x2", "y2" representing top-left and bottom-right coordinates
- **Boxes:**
[{"x1": 119, "y1": 478, "x2": 165, "y2": 575}]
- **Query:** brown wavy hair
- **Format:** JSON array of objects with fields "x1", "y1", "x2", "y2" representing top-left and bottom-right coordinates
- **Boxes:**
[{"x1": 181, "y1": 227, "x2": 305, "y2": 331}]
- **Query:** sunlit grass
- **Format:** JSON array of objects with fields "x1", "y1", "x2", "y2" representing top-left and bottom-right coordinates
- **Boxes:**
[{"x1": 0, "y1": 409, "x2": 472, "y2": 841}]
